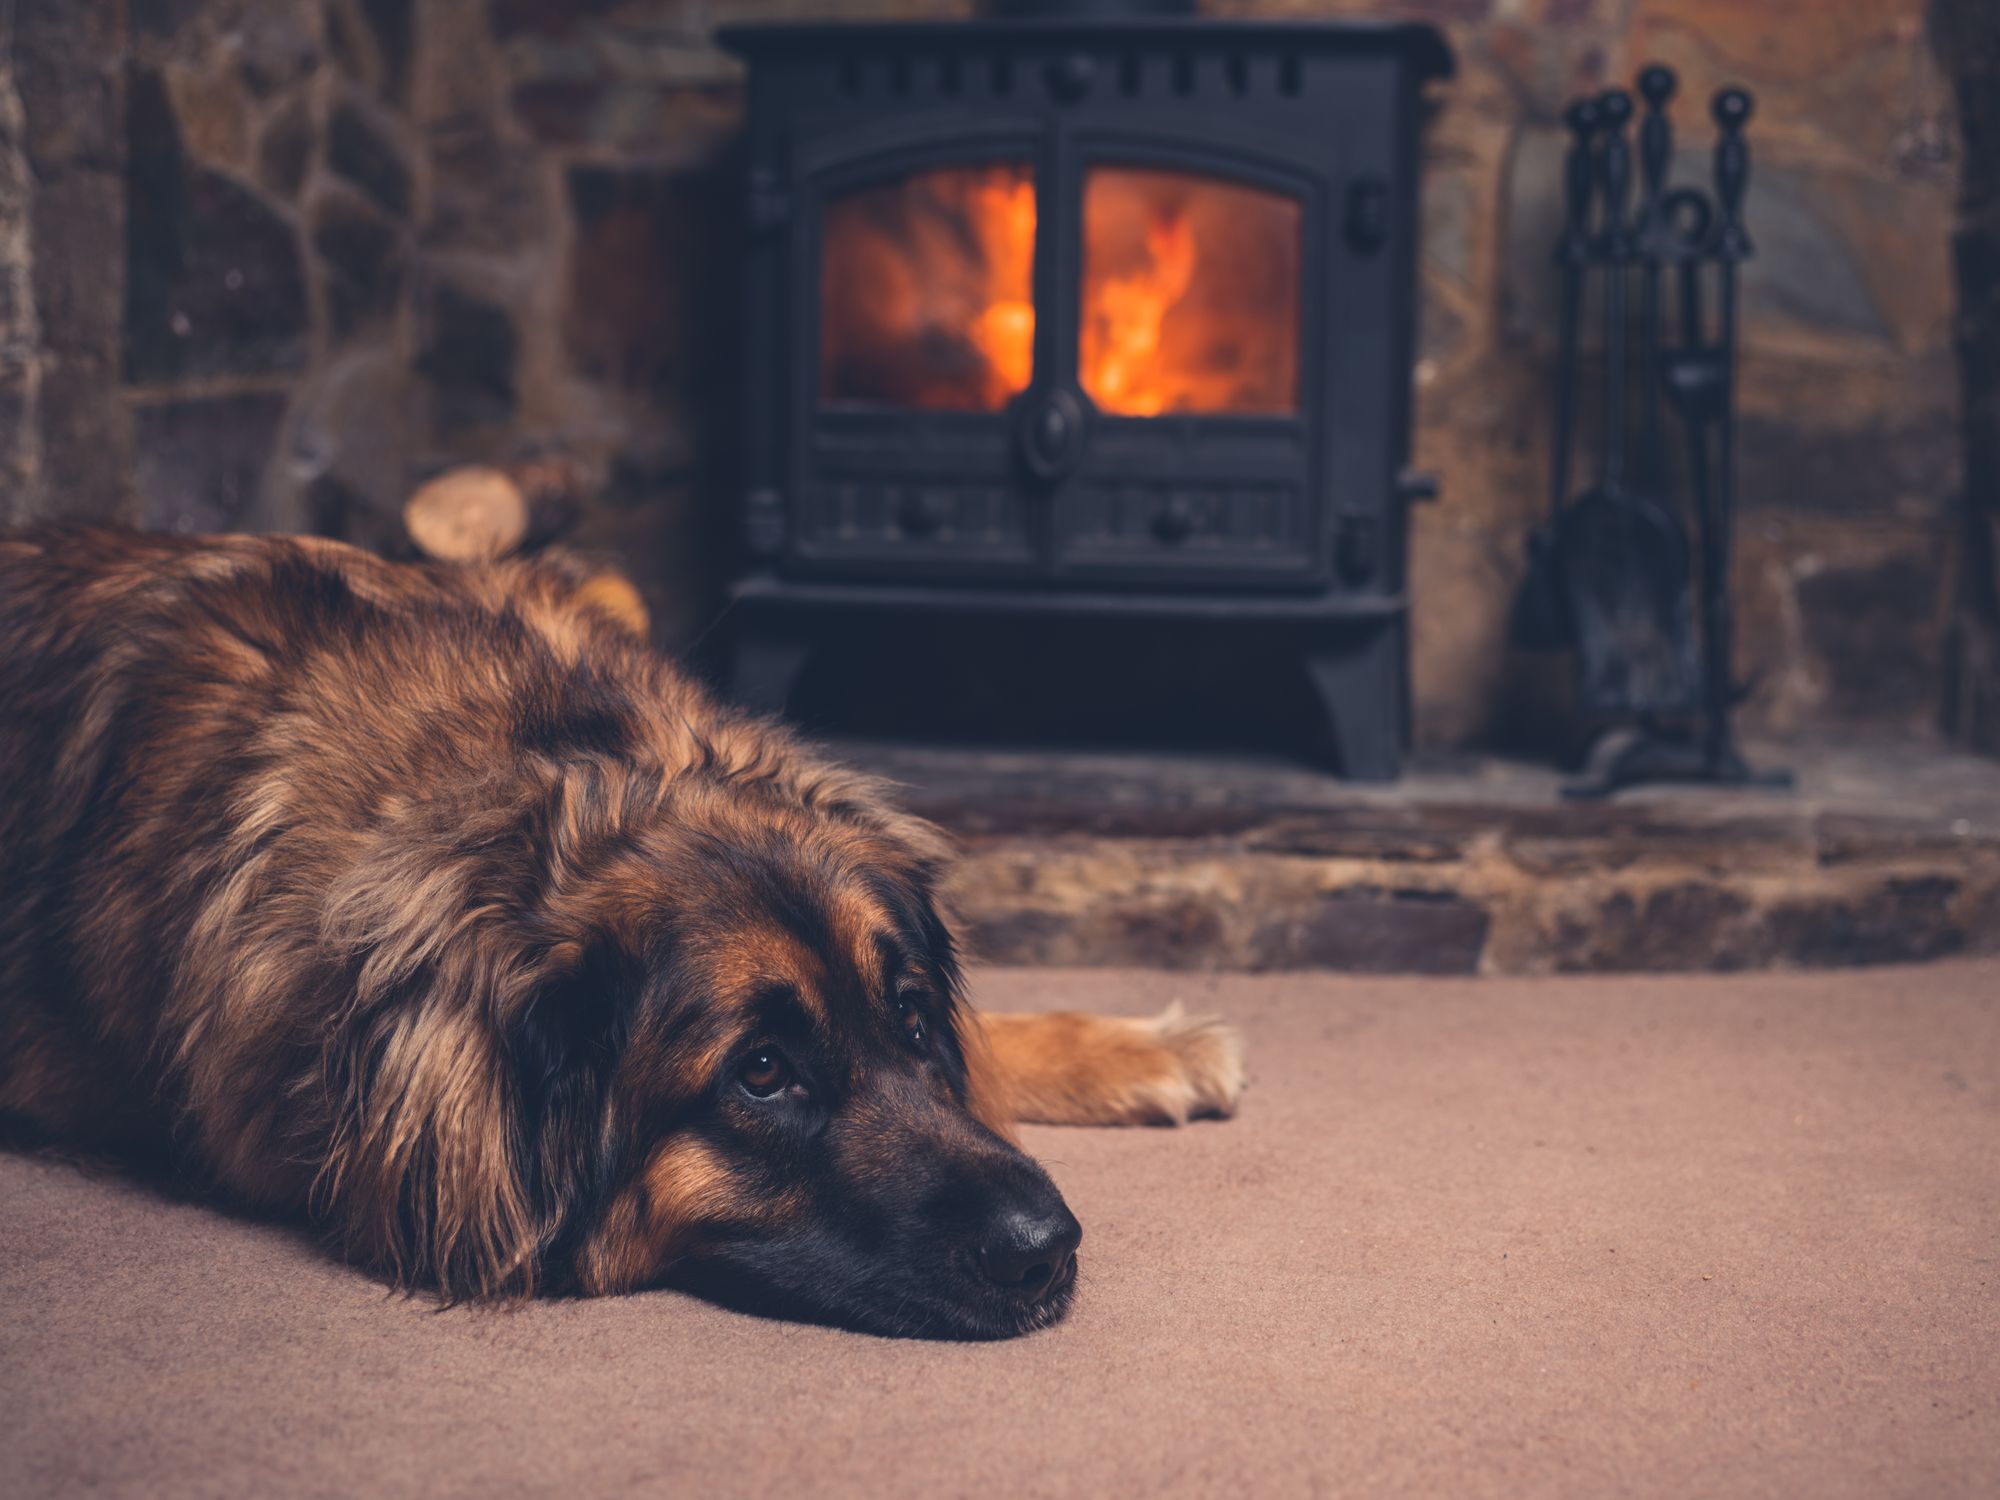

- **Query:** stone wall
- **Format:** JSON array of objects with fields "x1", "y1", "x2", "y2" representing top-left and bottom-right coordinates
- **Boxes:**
[
  {"x1": 2, "y1": 0, "x2": 1969, "y2": 752},
  {"x1": 2, "y1": 0, "x2": 133, "y2": 524},
  {"x1": 0, "y1": 42, "x2": 40, "y2": 509}
]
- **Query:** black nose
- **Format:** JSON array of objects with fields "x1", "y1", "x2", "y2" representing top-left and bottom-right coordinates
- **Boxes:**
[{"x1": 975, "y1": 1204, "x2": 1082, "y2": 1300}]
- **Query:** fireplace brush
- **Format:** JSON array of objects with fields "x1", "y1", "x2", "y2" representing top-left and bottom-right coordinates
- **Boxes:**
[{"x1": 1514, "y1": 65, "x2": 1790, "y2": 798}]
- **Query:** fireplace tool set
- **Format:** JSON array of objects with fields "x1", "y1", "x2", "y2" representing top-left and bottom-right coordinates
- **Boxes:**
[{"x1": 1513, "y1": 67, "x2": 1789, "y2": 798}]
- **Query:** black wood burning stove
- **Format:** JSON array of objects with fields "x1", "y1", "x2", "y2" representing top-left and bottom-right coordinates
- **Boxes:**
[{"x1": 720, "y1": 3, "x2": 1451, "y2": 778}]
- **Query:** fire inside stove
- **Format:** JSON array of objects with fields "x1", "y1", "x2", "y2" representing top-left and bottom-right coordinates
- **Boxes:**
[{"x1": 820, "y1": 163, "x2": 1301, "y2": 416}]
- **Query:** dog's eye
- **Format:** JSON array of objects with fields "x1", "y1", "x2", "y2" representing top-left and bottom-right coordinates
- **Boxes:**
[
  {"x1": 895, "y1": 994, "x2": 928, "y2": 1050},
  {"x1": 738, "y1": 1048, "x2": 793, "y2": 1098}
]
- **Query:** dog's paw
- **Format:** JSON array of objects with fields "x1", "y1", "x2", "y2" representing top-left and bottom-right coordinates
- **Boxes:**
[
  {"x1": 1131, "y1": 1002, "x2": 1247, "y2": 1125},
  {"x1": 980, "y1": 1005, "x2": 1248, "y2": 1128}
]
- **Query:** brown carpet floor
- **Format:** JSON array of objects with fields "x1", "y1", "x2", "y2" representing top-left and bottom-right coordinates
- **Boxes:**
[{"x1": 4, "y1": 963, "x2": 1996, "y2": 1499}]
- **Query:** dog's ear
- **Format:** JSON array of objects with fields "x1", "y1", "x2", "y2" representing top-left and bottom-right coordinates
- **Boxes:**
[
  {"x1": 501, "y1": 933, "x2": 642, "y2": 1279},
  {"x1": 506, "y1": 935, "x2": 635, "y2": 1115},
  {"x1": 314, "y1": 922, "x2": 642, "y2": 1304},
  {"x1": 315, "y1": 800, "x2": 649, "y2": 1303}
]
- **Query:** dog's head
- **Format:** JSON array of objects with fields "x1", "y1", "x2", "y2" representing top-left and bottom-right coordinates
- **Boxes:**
[{"x1": 320, "y1": 762, "x2": 1077, "y2": 1339}]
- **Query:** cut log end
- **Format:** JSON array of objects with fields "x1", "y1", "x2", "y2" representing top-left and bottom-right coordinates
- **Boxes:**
[{"x1": 403, "y1": 467, "x2": 531, "y2": 563}]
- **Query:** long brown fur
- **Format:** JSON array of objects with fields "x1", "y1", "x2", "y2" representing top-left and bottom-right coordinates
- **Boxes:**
[{"x1": 0, "y1": 526, "x2": 1243, "y2": 1307}]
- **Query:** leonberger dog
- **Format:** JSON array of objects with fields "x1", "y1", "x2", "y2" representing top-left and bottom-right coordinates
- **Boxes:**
[{"x1": 0, "y1": 526, "x2": 1242, "y2": 1338}]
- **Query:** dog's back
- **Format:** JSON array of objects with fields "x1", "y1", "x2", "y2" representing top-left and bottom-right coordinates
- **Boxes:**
[{"x1": 0, "y1": 527, "x2": 696, "y2": 1168}]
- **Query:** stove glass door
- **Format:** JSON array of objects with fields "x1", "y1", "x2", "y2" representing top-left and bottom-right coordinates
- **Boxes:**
[
  {"x1": 819, "y1": 162, "x2": 1037, "y2": 412},
  {"x1": 1078, "y1": 166, "x2": 1301, "y2": 417}
]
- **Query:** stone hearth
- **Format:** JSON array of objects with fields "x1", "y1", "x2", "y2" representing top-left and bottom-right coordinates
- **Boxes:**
[{"x1": 827, "y1": 737, "x2": 2000, "y2": 974}]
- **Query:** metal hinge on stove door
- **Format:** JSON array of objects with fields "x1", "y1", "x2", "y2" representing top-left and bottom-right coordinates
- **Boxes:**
[
  {"x1": 748, "y1": 167, "x2": 789, "y2": 236},
  {"x1": 1344, "y1": 175, "x2": 1390, "y2": 254}
]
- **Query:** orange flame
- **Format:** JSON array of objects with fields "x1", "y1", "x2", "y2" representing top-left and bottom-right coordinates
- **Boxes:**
[
  {"x1": 1081, "y1": 211, "x2": 1197, "y2": 416},
  {"x1": 966, "y1": 175, "x2": 1037, "y2": 403}
]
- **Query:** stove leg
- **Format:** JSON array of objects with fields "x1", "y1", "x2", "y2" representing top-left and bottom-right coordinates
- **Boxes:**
[
  {"x1": 731, "y1": 622, "x2": 813, "y2": 719},
  {"x1": 1303, "y1": 623, "x2": 1403, "y2": 781}
]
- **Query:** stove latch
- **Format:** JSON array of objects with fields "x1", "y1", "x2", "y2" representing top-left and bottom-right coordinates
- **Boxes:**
[{"x1": 1018, "y1": 387, "x2": 1089, "y2": 481}]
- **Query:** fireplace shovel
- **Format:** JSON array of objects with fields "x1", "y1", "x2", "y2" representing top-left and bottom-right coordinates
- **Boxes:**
[{"x1": 1551, "y1": 89, "x2": 1699, "y2": 715}]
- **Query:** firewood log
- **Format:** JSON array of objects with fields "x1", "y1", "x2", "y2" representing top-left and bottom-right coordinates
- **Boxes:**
[
  {"x1": 402, "y1": 466, "x2": 530, "y2": 563},
  {"x1": 402, "y1": 456, "x2": 594, "y2": 563},
  {"x1": 402, "y1": 459, "x2": 645, "y2": 635}
]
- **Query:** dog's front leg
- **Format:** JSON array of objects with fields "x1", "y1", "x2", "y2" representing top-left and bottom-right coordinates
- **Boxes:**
[{"x1": 963, "y1": 1005, "x2": 1246, "y2": 1130}]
